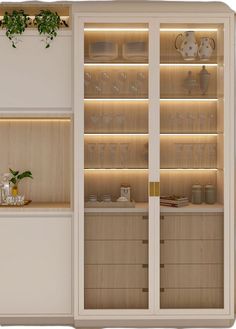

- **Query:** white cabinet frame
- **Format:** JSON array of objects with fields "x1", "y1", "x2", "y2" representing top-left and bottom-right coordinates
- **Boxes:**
[{"x1": 74, "y1": 12, "x2": 234, "y2": 322}]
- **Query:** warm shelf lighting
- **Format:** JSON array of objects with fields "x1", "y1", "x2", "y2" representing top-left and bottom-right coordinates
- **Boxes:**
[
  {"x1": 0, "y1": 118, "x2": 71, "y2": 122},
  {"x1": 160, "y1": 63, "x2": 218, "y2": 67},
  {"x1": 160, "y1": 168, "x2": 218, "y2": 171},
  {"x1": 160, "y1": 98, "x2": 218, "y2": 102},
  {"x1": 160, "y1": 133, "x2": 218, "y2": 136},
  {"x1": 84, "y1": 28, "x2": 149, "y2": 32},
  {"x1": 84, "y1": 63, "x2": 148, "y2": 67},
  {"x1": 85, "y1": 168, "x2": 148, "y2": 171},
  {"x1": 84, "y1": 133, "x2": 148, "y2": 136},
  {"x1": 84, "y1": 98, "x2": 148, "y2": 102},
  {"x1": 160, "y1": 28, "x2": 218, "y2": 32}
]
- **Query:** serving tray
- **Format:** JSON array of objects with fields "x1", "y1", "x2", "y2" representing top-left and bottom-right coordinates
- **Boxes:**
[
  {"x1": 85, "y1": 201, "x2": 135, "y2": 208},
  {"x1": 0, "y1": 200, "x2": 32, "y2": 207}
]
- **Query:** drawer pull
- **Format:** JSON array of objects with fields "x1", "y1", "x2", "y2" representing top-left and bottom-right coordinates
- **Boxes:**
[
  {"x1": 142, "y1": 240, "x2": 148, "y2": 244},
  {"x1": 160, "y1": 288, "x2": 165, "y2": 293},
  {"x1": 160, "y1": 264, "x2": 164, "y2": 268},
  {"x1": 142, "y1": 264, "x2": 148, "y2": 268},
  {"x1": 142, "y1": 288, "x2": 148, "y2": 293},
  {"x1": 160, "y1": 239, "x2": 165, "y2": 244}
]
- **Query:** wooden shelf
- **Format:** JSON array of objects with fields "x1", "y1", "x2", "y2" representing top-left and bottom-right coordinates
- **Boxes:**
[
  {"x1": 161, "y1": 203, "x2": 223, "y2": 213},
  {"x1": 0, "y1": 203, "x2": 72, "y2": 213},
  {"x1": 84, "y1": 202, "x2": 223, "y2": 213},
  {"x1": 85, "y1": 202, "x2": 147, "y2": 213}
]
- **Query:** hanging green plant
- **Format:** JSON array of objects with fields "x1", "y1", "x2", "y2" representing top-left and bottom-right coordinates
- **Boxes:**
[
  {"x1": 34, "y1": 10, "x2": 60, "y2": 48},
  {"x1": 2, "y1": 10, "x2": 30, "y2": 48}
]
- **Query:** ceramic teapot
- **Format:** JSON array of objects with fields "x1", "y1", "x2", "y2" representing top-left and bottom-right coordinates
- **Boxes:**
[
  {"x1": 175, "y1": 31, "x2": 198, "y2": 61},
  {"x1": 198, "y1": 37, "x2": 215, "y2": 60}
]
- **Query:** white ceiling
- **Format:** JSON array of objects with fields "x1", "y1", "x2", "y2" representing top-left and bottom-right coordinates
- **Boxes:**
[{"x1": 0, "y1": 0, "x2": 235, "y2": 12}]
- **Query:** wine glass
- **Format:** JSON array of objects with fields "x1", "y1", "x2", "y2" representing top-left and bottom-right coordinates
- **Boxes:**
[
  {"x1": 87, "y1": 143, "x2": 97, "y2": 168},
  {"x1": 109, "y1": 143, "x2": 117, "y2": 168},
  {"x1": 98, "y1": 143, "x2": 106, "y2": 168},
  {"x1": 120, "y1": 143, "x2": 129, "y2": 168}
]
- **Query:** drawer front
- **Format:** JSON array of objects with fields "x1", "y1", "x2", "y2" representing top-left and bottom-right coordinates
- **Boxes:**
[
  {"x1": 85, "y1": 240, "x2": 148, "y2": 264},
  {"x1": 85, "y1": 288, "x2": 148, "y2": 309},
  {"x1": 85, "y1": 264, "x2": 148, "y2": 288},
  {"x1": 160, "y1": 264, "x2": 223, "y2": 288},
  {"x1": 160, "y1": 240, "x2": 223, "y2": 264},
  {"x1": 160, "y1": 288, "x2": 223, "y2": 309},
  {"x1": 85, "y1": 213, "x2": 148, "y2": 240},
  {"x1": 160, "y1": 213, "x2": 223, "y2": 240}
]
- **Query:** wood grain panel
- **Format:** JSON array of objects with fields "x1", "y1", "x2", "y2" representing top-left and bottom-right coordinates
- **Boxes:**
[
  {"x1": 84, "y1": 30, "x2": 148, "y2": 63},
  {"x1": 160, "y1": 135, "x2": 217, "y2": 169},
  {"x1": 160, "y1": 213, "x2": 223, "y2": 240},
  {"x1": 85, "y1": 264, "x2": 148, "y2": 288},
  {"x1": 160, "y1": 170, "x2": 217, "y2": 200},
  {"x1": 160, "y1": 66, "x2": 217, "y2": 98},
  {"x1": 85, "y1": 213, "x2": 148, "y2": 240},
  {"x1": 160, "y1": 31, "x2": 218, "y2": 63},
  {"x1": 160, "y1": 264, "x2": 223, "y2": 288},
  {"x1": 85, "y1": 170, "x2": 148, "y2": 202},
  {"x1": 85, "y1": 135, "x2": 148, "y2": 169},
  {"x1": 84, "y1": 67, "x2": 148, "y2": 98},
  {"x1": 85, "y1": 101, "x2": 148, "y2": 133},
  {"x1": 85, "y1": 288, "x2": 148, "y2": 309},
  {"x1": 160, "y1": 101, "x2": 217, "y2": 133},
  {"x1": 160, "y1": 288, "x2": 223, "y2": 309},
  {"x1": 0, "y1": 5, "x2": 70, "y2": 16},
  {"x1": 85, "y1": 240, "x2": 148, "y2": 264},
  {"x1": 0, "y1": 121, "x2": 71, "y2": 203},
  {"x1": 160, "y1": 240, "x2": 223, "y2": 264}
]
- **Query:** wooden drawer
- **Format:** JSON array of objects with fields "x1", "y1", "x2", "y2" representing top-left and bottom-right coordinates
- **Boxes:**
[
  {"x1": 85, "y1": 264, "x2": 148, "y2": 289},
  {"x1": 160, "y1": 240, "x2": 223, "y2": 264},
  {"x1": 85, "y1": 240, "x2": 148, "y2": 264},
  {"x1": 160, "y1": 264, "x2": 223, "y2": 288},
  {"x1": 160, "y1": 288, "x2": 223, "y2": 309},
  {"x1": 85, "y1": 288, "x2": 148, "y2": 309},
  {"x1": 85, "y1": 213, "x2": 148, "y2": 240},
  {"x1": 160, "y1": 213, "x2": 223, "y2": 240}
]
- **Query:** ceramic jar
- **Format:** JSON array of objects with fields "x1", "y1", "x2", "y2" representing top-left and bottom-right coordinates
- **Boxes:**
[
  {"x1": 199, "y1": 65, "x2": 211, "y2": 95},
  {"x1": 183, "y1": 71, "x2": 197, "y2": 95},
  {"x1": 175, "y1": 31, "x2": 198, "y2": 61},
  {"x1": 205, "y1": 184, "x2": 216, "y2": 204},
  {"x1": 120, "y1": 185, "x2": 131, "y2": 201},
  {"x1": 192, "y1": 184, "x2": 203, "y2": 204},
  {"x1": 198, "y1": 37, "x2": 215, "y2": 60}
]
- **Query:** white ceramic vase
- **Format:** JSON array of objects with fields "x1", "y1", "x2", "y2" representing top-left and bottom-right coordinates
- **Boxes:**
[
  {"x1": 198, "y1": 37, "x2": 215, "y2": 60},
  {"x1": 175, "y1": 31, "x2": 198, "y2": 61}
]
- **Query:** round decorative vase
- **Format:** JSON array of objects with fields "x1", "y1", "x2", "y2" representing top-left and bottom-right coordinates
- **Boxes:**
[
  {"x1": 205, "y1": 184, "x2": 216, "y2": 204},
  {"x1": 198, "y1": 37, "x2": 215, "y2": 60},
  {"x1": 199, "y1": 65, "x2": 210, "y2": 95},
  {"x1": 175, "y1": 31, "x2": 198, "y2": 61},
  {"x1": 192, "y1": 184, "x2": 203, "y2": 204},
  {"x1": 11, "y1": 185, "x2": 18, "y2": 197},
  {"x1": 183, "y1": 71, "x2": 197, "y2": 95}
]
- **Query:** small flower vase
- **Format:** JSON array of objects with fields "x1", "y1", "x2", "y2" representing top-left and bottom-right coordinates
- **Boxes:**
[{"x1": 11, "y1": 185, "x2": 18, "y2": 197}]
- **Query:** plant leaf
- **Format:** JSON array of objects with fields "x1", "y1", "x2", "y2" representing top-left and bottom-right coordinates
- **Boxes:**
[{"x1": 9, "y1": 168, "x2": 19, "y2": 176}]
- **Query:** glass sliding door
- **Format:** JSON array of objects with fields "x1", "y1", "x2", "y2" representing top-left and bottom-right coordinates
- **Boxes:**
[
  {"x1": 159, "y1": 23, "x2": 224, "y2": 309},
  {"x1": 83, "y1": 22, "x2": 150, "y2": 310}
]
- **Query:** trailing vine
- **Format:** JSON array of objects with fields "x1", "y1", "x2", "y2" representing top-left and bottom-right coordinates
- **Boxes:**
[
  {"x1": 34, "y1": 10, "x2": 60, "y2": 48},
  {"x1": 1, "y1": 10, "x2": 30, "y2": 48}
]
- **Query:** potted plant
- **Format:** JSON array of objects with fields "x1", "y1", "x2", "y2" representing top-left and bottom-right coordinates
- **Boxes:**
[
  {"x1": 9, "y1": 168, "x2": 33, "y2": 197},
  {"x1": 34, "y1": 10, "x2": 60, "y2": 48},
  {"x1": 2, "y1": 10, "x2": 30, "y2": 48}
]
